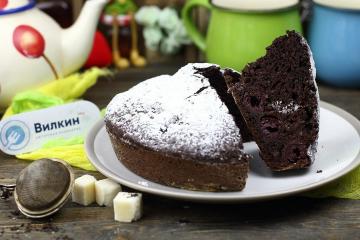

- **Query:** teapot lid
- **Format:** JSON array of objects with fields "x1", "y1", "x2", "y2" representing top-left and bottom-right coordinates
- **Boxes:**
[
  {"x1": 314, "y1": 0, "x2": 360, "y2": 10},
  {"x1": 211, "y1": 0, "x2": 300, "y2": 11},
  {"x1": 0, "y1": 0, "x2": 35, "y2": 16}
]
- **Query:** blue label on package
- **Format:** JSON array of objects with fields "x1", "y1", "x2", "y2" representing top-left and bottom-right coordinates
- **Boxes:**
[{"x1": 0, "y1": 101, "x2": 100, "y2": 155}]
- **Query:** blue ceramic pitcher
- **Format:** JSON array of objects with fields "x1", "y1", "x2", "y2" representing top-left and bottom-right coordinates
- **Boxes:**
[{"x1": 308, "y1": 1, "x2": 360, "y2": 87}]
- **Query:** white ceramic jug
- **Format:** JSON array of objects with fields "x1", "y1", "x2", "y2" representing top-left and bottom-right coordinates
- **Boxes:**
[{"x1": 0, "y1": 0, "x2": 107, "y2": 109}]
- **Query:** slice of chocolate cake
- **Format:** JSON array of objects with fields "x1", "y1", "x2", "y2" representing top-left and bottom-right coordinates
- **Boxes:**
[{"x1": 229, "y1": 31, "x2": 319, "y2": 171}]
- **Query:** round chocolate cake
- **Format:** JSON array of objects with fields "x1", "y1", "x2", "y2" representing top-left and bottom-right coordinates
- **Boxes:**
[
  {"x1": 105, "y1": 64, "x2": 250, "y2": 192},
  {"x1": 227, "y1": 31, "x2": 320, "y2": 171}
]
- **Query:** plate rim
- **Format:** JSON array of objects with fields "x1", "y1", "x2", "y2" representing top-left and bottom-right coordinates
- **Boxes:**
[{"x1": 85, "y1": 101, "x2": 360, "y2": 203}]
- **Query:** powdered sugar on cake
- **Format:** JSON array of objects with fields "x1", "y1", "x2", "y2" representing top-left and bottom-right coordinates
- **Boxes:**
[
  {"x1": 105, "y1": 63, "x2": 244, "y2": 161},
  {"x1": 300, "y1": 35, "x2": 320, "y2": 110},
  {"x1": 301, "y1": 35, "x2": 320, "y2": 157},
  {"x1": 271, "y1": 100, "x2": 300, "y2": 114}
]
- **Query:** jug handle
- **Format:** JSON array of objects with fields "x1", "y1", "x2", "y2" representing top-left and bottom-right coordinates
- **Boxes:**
[
  {"x1": 182, "y1": 0, "x2": 212, "y2": 52},
  {"x1": 300, "y1": 0, "x2": 312, "y2": 23}
]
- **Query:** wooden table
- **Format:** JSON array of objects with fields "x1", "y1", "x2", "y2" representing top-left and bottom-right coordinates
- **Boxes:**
[{"x1": 1, "y1": 64, "x2": 360, "y2": 240}]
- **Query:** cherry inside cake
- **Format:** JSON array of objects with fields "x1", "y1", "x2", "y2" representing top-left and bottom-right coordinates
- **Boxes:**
[{"x1": 228, "y1": 31, "x2": 319, "y2": 171}]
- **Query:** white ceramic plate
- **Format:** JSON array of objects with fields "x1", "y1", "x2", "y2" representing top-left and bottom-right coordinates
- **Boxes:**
[{"x1": 85, "y1": 102, "x2": 360, "y2": 203}]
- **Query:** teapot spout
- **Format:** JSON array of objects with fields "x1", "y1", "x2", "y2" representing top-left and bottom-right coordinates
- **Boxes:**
[{"x1": 61, "y1": 0, "x2": 107, "y2": 76}]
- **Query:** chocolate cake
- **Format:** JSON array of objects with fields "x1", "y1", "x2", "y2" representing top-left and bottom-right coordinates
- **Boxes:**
[
  {"x1": 197, "y1": 66, "x2": 252, "y2": 142},
  {"x1": 228, "y1": 31, "x2": 319, "y2": 171},
  {"x1": 105, "y1": 63, "x2": 251, "y2": 192}
]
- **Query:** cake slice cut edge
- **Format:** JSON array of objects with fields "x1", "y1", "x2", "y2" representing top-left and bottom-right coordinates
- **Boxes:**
[
  {"x1": 194, "y1": 65, "x2": 253, "y2": 142},
  {"x1": 229, "y1": 31, "x2": 320, "y2": 171}
]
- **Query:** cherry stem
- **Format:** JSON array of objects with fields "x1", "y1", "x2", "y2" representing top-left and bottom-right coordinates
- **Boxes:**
[{"x1": 42, "y1": 54, "x2": 59, "y2": 80}]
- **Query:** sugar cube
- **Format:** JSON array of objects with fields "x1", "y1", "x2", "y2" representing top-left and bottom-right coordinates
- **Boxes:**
[
  {"x1": 72, "y1": 175, "x2": 96, "y2": 206},
  {"x1": 113, "y1": 192, "x2": 142, "y2": 222},
  {"x1": 95, "y1": 178, "x2": 122, "y2": 207}
]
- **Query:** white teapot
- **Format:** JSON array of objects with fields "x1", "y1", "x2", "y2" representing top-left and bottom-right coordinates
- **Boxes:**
[{"x1": 0, "y1": 0, "x2": 108, "y2": 109}]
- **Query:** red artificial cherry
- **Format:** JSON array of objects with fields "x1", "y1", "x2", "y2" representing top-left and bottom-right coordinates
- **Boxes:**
[
  {"x1": 13, "y1": 25, "x2": 59, "y2": 79},
  {"x1": 0, "y1": 0, "x2": 8, "y2": 9},
  {"x1": 13, "y1": 25, "x2": 45, "y2": 59}
]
